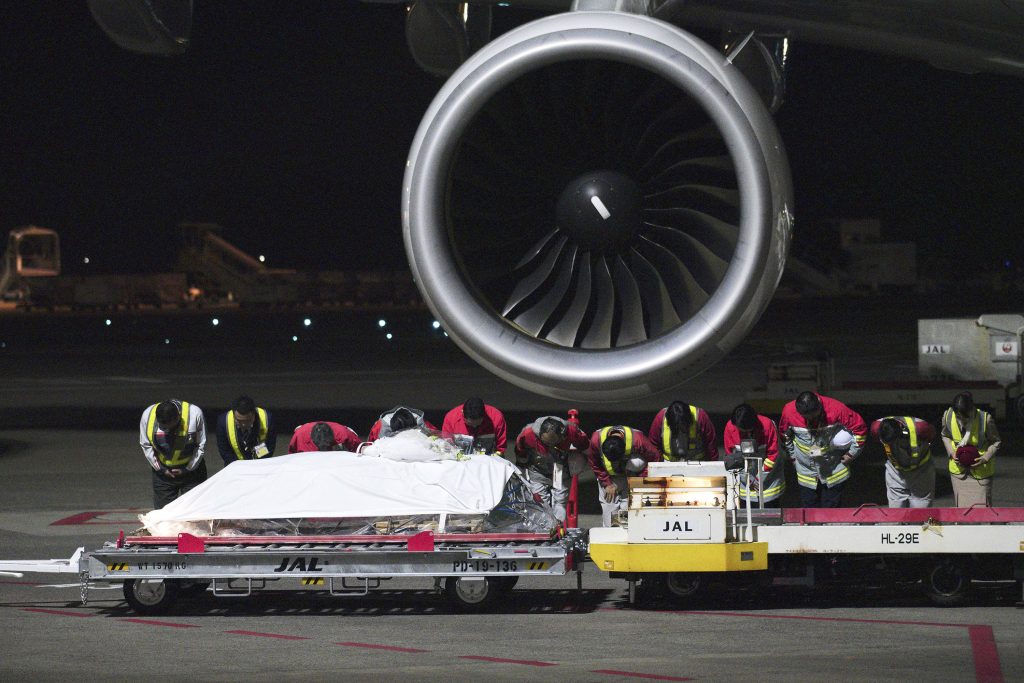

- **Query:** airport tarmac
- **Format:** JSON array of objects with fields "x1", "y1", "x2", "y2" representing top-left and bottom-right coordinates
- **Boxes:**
[
  {"x1": 0, "y1": 429, "x2": 1022, "y2": 682},
  {"x1": 2, "y1": 296, "x2": 1023, "y2": 680}
]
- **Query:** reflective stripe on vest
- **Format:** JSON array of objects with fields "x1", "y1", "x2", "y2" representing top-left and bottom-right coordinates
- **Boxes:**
[
  {"x1": 147, "y1": 401, "x2": 192, "y2": 467},
  {"x1": 600, "y1": 426, "x2": 633, "y2": 475},
  {"x1": 947, "y1": 409, "x2": 994, "y2": 479},
  {"x1": 738, "y1": 476, "x2": 785, "y2": 501},
  {"x1": 881, "y1": 416, "x2": 931, "y2": 472},
  {"x1": 661, "y1": 406, "x2": 701, "y2": 461},
  {"x1": 227, "y1": 407, "x2": 269, "y2": 460}
]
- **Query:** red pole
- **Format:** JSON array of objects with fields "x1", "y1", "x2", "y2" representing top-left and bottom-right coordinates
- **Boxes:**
[{"x1": 565, "y1": 408, "x2": 580, "y2": 529}]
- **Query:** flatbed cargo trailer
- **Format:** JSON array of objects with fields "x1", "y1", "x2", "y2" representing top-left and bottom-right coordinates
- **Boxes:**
[{"x1": 0, "y1": 529, "x2": 587, "y2": 614}]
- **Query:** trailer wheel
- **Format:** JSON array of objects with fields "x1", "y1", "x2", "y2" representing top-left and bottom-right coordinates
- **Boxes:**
[
  {"x1": 444, "y1": 577, "x2": 498, "y2": 612},
  {"x1": 922, "y1": 558, "x2": 972, "y2": 606},
  {"x1": 123, "y1": 579, "x2": 180, "y2": 615},
  {"x1": 663, "y1": 572, "x2": 705, "y2": 600}
]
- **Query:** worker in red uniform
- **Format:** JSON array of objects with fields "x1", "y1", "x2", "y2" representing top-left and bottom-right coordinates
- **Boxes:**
[
  {"x1": 366, "y1": 406, "x2": 438, "y2": 442},
  {"x1": 289, "y1": 421, "x2": 362, "y2": 453},
  {"x1": 588, "y1": 426, "x2": 662, "y2": 526},
  {"x1": 779, "y1": 391, "x2": 867, "y2": 508},
  {"x1": 648, "y1": 401, "x2": 718, "y2": 461},
  {"x1": 723, "y1": 403, "x2": 784, "y2": 507},
  {"x1": 441, "y1": 397, "x2": 507, "y2": 456},
  {"x1": 871, "y1": 416, "x2": 936, "y2": 508},
  {"x1": 514, "y1": 416, "x2": 591, "y2": 522}
]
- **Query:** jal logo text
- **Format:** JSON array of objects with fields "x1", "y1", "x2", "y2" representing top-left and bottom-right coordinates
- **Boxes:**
[
  {"x1": 273, "y1": 557, "x2": 324, "y2": 572},
  {"x1": 663, "y1": 520, "x2": 693, "y2": 532}
]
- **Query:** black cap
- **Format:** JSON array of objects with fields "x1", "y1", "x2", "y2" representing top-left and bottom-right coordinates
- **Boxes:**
[
  {"x1": 310, "y1": 422, "x2": 336, "y2": 451},
  {"x1": 463, "y1": 398, "x2": 485, "y2": 421}
]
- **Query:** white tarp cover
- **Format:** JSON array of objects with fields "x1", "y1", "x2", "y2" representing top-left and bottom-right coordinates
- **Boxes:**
[{"x1": 139, "y1": 449, "x2": 517, "y2": 535}]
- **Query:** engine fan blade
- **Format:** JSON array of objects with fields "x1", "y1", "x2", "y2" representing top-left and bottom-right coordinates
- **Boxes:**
[
  {"x1": 544, "y1": 254, "x2": 593, "y2": 347},
  {"x1": 628, "y1": 247, "x2": 682, "y2": 337},
  {"x1": 636, "y1": 234, "x2": 711, "y2": 320},
  {"x1": 645, "y1": 223, "x2": 729, "y2": 292},
  {"x1": 611, "y1": 255, "x2": 647, "y2": 346},
  {"x1": 580, "y1": 256, "x2": 615, "y2": 349},
  {"x1": 512, "y1": 245, "x2": 579, "y2": 336}
]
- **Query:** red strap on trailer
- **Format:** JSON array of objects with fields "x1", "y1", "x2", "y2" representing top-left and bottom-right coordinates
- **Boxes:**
[
  {"x1": 406, "y1": 530, "x2": 434, "y2": 552},
  {"x1": 177, "y1": 533, "x2": 205, "y2": 553}
]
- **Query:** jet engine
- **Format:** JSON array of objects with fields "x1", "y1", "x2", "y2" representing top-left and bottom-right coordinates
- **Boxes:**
[{"x1": 404, "y1": 11, "x2": 793, "y2": 401}]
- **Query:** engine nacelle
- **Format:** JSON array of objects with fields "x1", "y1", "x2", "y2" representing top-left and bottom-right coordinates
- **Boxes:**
[{"x1": 403, "y1": 12, "x2": 792, "y2": 401}]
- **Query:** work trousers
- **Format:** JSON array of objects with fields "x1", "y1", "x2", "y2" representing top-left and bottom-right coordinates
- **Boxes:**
[
  {"x1": 797, "y1": 480, "x2": 845, "y2": 508},
  {"x1": 151, "y1": 461, "x2": 208, "y2": 509},
  {"x1": 886, "y1": 462, "x2": 935, "y2": 508},
  {"x1": 596, "y1": 474, "x2": 630, "y2": 527},
  {"x1": 951, "y1": 472, "x2": 993, "y2": 507},
  {"x1": 525, "y1": 467, "x2": 568, "y2": 522}
]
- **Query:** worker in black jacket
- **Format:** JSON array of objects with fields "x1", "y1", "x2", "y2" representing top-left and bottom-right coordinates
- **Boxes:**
[{"x1": 216, "y1": 395, "x2": 276, "y2": 466}]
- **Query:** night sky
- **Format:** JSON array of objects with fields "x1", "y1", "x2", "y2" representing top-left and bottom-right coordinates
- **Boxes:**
[{"x1": 3, "y1": 2, "x2": 1024, "y2": 275}]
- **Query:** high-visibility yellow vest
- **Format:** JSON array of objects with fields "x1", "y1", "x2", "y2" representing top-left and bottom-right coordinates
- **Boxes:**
[
  {"x1": 147, "y1": 402, "x2": 193, "y2": 467},
  {"x1": 227, "y1": 407, "x2": 269, "y2": 459},
  {"x1": 600, "y1": 426, "x2": 633, "y2": 475},
  {"x1": 881, "y1": 416, "x2": 931, "y2": 472},
  {"x1": 945, "y1": 408, "x2": 994, "y2": 479},
  {"x1": 661, "y1": 405, "x2": 702, "y2": 461}
]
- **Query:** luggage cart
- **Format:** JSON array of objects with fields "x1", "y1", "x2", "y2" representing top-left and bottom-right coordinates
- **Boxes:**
[{"x1": 5, "y1": 528, "x2": 587, "y2": 614}]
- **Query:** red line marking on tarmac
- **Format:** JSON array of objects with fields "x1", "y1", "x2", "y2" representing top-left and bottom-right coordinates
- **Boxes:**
[
  {"x1": 968, "y1": 626, "x2": 1004, "y2": 683},
  {"x1": 49, "y1": 510, "x2": 143, "y2": 526},
  {"x1": 591, "y1": 670, "x2": 692, "y2": 681},
  {"x1": 335, "y1": 642, "x2": 430, "y2": 653},
  {"x1": 225, "y1": 630, "x2": 311, "y2": 641},
  {"x1": 605, "y1": 609, "x2": 1003, "y2": 683},
  {"x1": 458, "y1": 655, "x2": 557, "y2": 667},
  {"x1": 119, "y1": 618, "x2": 200, "y2": 628},
  {"x1": 22, "y1": 608, "x2": 92, "y2": 617}
]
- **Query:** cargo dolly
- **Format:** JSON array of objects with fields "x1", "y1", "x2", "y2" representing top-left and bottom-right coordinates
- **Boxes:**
[{"x1": 1, "y1": 528, "x2": 588, "y2": 614}]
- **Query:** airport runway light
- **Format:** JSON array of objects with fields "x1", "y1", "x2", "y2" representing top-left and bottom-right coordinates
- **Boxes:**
[
  {"x1": 104, "y1": 319, "x2": 111, "y2": 326},
  {"x1": 258, "y1": 255, "x2": 266, "y2": 263},
  {"x1": 211, "y1": 318, "x2": 219, "y2": 326},
  {"x1": 432, "y1": 320, "x2": 441, "y2": 329},
  {"x1": 83, "y1": 257, "x2": 90, "y2": 264},
  {"x1": 386, "y1": 333, "x2": 393, "y2": 340},
  {"x1": 164, "y1": 338, "x2": 170, "y2": 344},
  {"x1": 292, "y1": 335, "x2": 299, "y2": 342},
  {"x1": 303, "y1": 318, "x2": 311, "y2": 327},
  {"x1": 378, "y1": 319, "x2": 386, "y2": 328}
]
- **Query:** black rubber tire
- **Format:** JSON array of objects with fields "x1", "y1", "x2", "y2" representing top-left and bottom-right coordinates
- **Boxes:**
[
  {"x1": 444, "y1": 576, "x2": 499, "y2": 612},
  {"x1": 123, "y1": 579, "x2": 181, "y2": 615},
  {"x1": 922, "y1": 558, "x2": 972, "y2": 607},
  {"x1": 663, "y1": 572, "x2": 705, "y2": 600}
]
